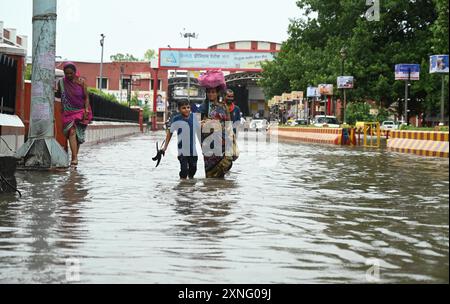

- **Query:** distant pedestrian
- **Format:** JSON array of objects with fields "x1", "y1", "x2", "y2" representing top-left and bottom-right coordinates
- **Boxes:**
[
  {"x1": 224, "y1": 89, "x2": 242, "y2": 135},
  {"x1": 55, "y1": 62, "x2": 92, "y2": 167}
]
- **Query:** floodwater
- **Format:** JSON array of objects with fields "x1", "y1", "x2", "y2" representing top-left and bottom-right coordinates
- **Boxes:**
[{"x1": 0, "y1": 131, "x2": 448, "y2": 283}]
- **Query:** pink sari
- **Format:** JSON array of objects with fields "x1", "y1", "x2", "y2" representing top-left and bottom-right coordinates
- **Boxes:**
[{"x1": 59, "y1": 78, "x2": 93, "y2": 144}]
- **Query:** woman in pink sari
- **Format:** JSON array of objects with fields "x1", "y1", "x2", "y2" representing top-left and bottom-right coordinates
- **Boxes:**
[{"x1": 56, "y1": 62, "x2": 93, "y2": 166}]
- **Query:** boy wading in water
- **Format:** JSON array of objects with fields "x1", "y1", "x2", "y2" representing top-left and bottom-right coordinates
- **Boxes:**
[{"x1": 162, "y1": 100, "x2": 201, "y2": 180}]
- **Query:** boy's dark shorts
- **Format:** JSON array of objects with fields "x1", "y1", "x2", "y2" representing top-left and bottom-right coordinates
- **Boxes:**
[{"x1": 178, "y1": 156, "x2": 198, "y2": 179}]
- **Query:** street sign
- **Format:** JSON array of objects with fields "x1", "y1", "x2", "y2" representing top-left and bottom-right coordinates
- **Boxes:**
[
  {"x1": 430, "y1": 55, "x2": 449, "y2": 74},
  {"x1": 337, "y1": 76, "x2": 354, "y2": 89},
  {"x1": 395, "y1": 64, "x2": 420, "y2": 81}
]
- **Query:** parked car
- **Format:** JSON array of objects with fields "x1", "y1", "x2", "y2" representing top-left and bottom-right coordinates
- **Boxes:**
[
  {"x1": 242, "y1": 117, "x2": 251, "y2": 132},
  {"x1": 249, "y1": 119, "x2": 268, "y2": 131},
  {"x1": 288, "y1": 119, "x2": 309, "y2": 126},
  {"x1": 313, "y1": 116, "x2": 340, "y2": 128},
  {"x1": 381, "y1": 121, "x2": 399, "y2": 130}
]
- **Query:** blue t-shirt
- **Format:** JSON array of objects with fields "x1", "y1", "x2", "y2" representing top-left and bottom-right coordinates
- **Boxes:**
[{"x1": 170, "y1": 113, "x2": 200, "y2": 157}]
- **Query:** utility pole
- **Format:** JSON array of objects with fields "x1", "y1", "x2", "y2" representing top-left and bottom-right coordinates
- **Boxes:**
[
  {"x1": 99, "y1": 34, "x2": 105, "y2": 91},
  {"x1": 405, "y1": 69, "x2": 410, "y2": 125},
  {"x1": 340, "y1": 47, "x2": 347, "y2": 123},
  {"x1": 441, "y1": 75, "x2": 446, "y2": 125},
  {"x1": 17, "y1": 0, "x2": 69, "y2": 169}
]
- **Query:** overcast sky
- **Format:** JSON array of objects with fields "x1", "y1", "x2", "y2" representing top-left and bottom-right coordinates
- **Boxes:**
[{"x1": 1, "y1": 0, "x2": 303, "y2": 62}]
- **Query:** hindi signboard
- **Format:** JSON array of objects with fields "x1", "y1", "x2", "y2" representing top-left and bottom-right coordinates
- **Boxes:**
[{"x1": 159, "y1": 48, "x2": 277, "y2": 71}]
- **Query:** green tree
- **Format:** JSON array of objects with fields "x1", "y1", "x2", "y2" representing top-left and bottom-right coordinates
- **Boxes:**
[
  {"x1": 110, "y1": 53, "x2": 140, "y2": 62},
  {"x1": 130, "y1": 92, "x2": 140, "y2": 107},
  {"x1": 345, "y1": 102, "x2": 374, "y2": 125},
  {"x1": 25, "y1": 64, "x2": 32, "y2": 80},
  {"x1": 144, "y1": 49, "x2": 157, "y2": 62},
  {"x1": 259, "y1": 0, "x2": 448, "y2": 120}
]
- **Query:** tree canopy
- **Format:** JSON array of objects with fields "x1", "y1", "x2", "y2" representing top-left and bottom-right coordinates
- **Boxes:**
[
  {"x1": 259, "y1": 0, "x2": 449, "y2": 118},
  {"x1": 110, "y1": 49, "x2": 158, "y2": 62}
]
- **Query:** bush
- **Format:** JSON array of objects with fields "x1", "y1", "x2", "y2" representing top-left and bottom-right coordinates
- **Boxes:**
[
  {"x1": 88, "y1": 88, "x2": 119, "y2": 103},
  {"x1": 400, "y1": 125, "x2": 449, "y2": 132},
  {"x1": 345, "y1": 102, "x2": 374, "y2": 125}
]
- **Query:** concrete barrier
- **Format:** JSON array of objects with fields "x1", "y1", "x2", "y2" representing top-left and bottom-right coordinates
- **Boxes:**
[
  {"x1": 387, "y1": 130, "x2": 449, "y2": 158},
  {"x1": 0, "y1": 114, "x2": 25, "y2": 156},
  {"x1": 84, "y1": 121, "x2": 141, "y2": 145},
  {"x1": 269, "y1": 127, "x2": 355, "y2": 145}
]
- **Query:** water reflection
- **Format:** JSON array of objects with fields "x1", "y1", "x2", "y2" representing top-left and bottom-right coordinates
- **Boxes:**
[
  {"x1": 55, "y1": 169, "x2": 89, "y2": 250},
  {"x1": 173, "y1": 179, "x2": 238, "y2": 240},
  {"x1": 0, "y1": 169, "x2": 90, "y2": 283}
]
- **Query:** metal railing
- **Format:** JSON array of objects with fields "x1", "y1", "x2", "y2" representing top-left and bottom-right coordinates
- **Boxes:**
[{"x1": 89, "y1": 93, "x2": 139, "y2": 123}]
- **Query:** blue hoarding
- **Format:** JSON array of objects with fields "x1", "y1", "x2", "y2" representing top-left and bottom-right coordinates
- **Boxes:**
[{"x1": 395, "y1": 64, "x2": 420, "y2": 81}]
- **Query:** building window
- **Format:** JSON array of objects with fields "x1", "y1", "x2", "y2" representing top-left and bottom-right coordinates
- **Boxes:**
[
  {"x1": 150, "y1": 79, "x2": 162, "y2": 91},
  {"x1": 96, "y1": 77, "x2": 108, "y2": 90},
  {"x1": 121, "y1": 78, "x2": 130, "y2": 90}
]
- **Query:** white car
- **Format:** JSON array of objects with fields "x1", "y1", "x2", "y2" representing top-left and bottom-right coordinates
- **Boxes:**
[
  {"x1": 249, "y1": 119, "x2": 268, "y2": 131},
  {"x1": 313, "y1": 116, "x2": 341, "y2": 128},
  {"x1": 381, "y1": 121, "x2": 399, "y2": 130}
]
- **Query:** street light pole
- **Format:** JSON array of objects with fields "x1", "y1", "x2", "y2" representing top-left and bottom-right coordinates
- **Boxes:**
[
  {"x1": 405, "y1": 69, "x2": 410, "y2": 125},
  {"x1": 181, "y1": 30, "x2": 198, "y2": 104},
  {"x1": 340, "y1": 47, "x2": 347, "y2": 124},
  {"x1": 441, "y1": 75, "x2": 445, "y2": 125},
  {"x1": 100, "y1": 34, "x2": 105, "y2": 91}
]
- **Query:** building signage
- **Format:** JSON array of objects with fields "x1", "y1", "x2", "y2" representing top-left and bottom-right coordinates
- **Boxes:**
[{"x1": 159, "y1": 48, "x2": 277, "y2": 71}]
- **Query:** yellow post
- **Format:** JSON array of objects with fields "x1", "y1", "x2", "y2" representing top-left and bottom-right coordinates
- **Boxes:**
[
  {"x1": 363, "y1": 122, "x2": 381, "y2": 148},
  {"x1": 364, "y1": 123, "x2": 368, "y2": 147},
  {"x1": 376, "y1": 122, "x2": 381, "y2": 148}
]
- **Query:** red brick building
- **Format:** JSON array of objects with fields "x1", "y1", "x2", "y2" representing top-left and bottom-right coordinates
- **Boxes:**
[{"x1": 55, "y1": 61, "x2": 169, "y2": 108}]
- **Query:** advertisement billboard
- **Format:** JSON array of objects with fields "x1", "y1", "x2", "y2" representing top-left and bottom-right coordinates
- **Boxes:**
[
  {"x1": 159, "y1": 48, "x2": 277, "y2": 71},
  {"x1": 430, "y1": 55, "x2": 449, "y2": 74},
  {"x1": 318, "y1": 84, "x2": 334, "y2": 96},
  {"x1": 337, "y1": 76, "x2": 354, "y2": 89},
  {"x1": 291, "y1": 91, "x2": 304, "y2": 100},
  {"x1": 281, "y1": 93, "x2": 292, "y2": 102},
  {"x1": 395, "y1": 64, "x2": 420, "y2": 80},
  {"x1": 307, "y1": 87, "x2": 320, "y2": 98}
]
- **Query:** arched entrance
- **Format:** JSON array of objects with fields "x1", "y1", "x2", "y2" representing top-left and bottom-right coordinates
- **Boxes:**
[{"x1": 225, "y1": 72, "x2": 265, "y2": 118}]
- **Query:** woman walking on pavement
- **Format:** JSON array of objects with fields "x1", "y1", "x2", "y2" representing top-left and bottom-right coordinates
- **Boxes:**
[{"x1": 56, "y1": 62, "x2": 93, "y2": 167}]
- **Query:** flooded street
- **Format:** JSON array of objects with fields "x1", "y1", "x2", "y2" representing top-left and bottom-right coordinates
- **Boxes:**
[{"x1": 0, "y1": 131, "x2": 448, "y2": 283}]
